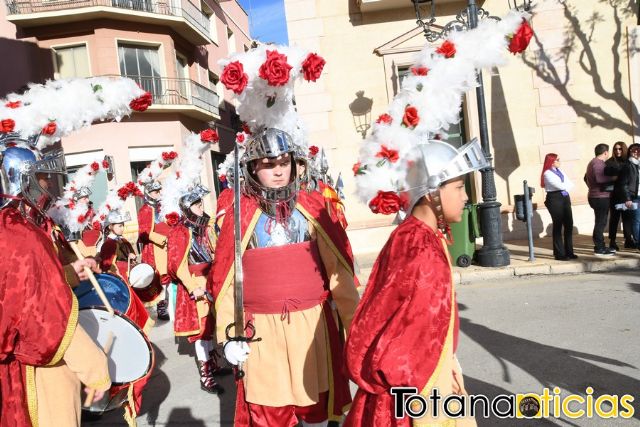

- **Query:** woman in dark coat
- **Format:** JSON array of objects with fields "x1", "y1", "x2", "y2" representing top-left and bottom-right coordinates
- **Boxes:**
[{"x1": 604, "y1": 141, "x2": 629, "y2": 249}]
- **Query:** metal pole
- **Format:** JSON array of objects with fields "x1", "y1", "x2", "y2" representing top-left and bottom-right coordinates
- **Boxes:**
[
  {"x1": 524, "y1": 180, "x2": 535, "y2": 262},
  {"x1": 467, "y1": 0, "x2": 511, "y2": 267}
]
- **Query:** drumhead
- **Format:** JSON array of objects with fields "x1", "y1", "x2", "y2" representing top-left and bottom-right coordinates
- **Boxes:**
[
  {"x1": 74, "y1": 274, "x2": 131, "y2": 313},
  {"x1": 129, "y1": 263, "x2": 155, "y2": 289},
  {"x1": 79, "y1": 307, "x2": 152, "y2": 384}
]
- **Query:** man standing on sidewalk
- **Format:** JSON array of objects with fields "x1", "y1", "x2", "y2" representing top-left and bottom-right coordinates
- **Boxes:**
[{"x1": 586, "y1": 144, "x2": 616, "y2": 256}]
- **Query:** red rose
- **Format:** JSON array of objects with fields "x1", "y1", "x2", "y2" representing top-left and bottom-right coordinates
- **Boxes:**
[
  {"x1": 309, "y1": 145, "x2": 319, "y2": 157},
  {"x1": 376, "y1": 114, "x2": 393, "y2": 125},
  {"x1": 259, "y1": 50, "x2": 293, "y2": 87},
  {"x1": 301, "y1": 53, "x2": 326, "y2": 82},
  {"x1": 368, "y1": 191, "x2": 405, "y2": 215},
  {"x1": 402, "y1": 106, "x2": 419, "y2": 128},
  {"x1": 219, "y1": 174, "x2": 227, "y2": 183},
  {"x1": 352, "y1": 162, "x2": 362, "y2": 175},
  {"x1": 242, "y1": 123, "x2": 252, "y2": 135},
  {"x1": 236, "y1": 133, "x2": 245, "y2": 143},
  {"x1": 117, "y1": 187, "x2": 129, "y2": 200},
  {"x1": 436, "y1": 40, "x2": 456, "y2": 58},
  {"x1": 92, "y1": 221, "x2": 101, "y2": 230},
  {"x1": 166, "y1": 212, "x2": 179, "y2": 226},
  {"x1": 90, "y1": 162, "x2": 100, "y2": 172},
  {"x1": 1, "y1": 119, "x2": 15, "y2": 133},
  {"x1": 102, "y1": 159, "x2": 110, "y2": 169},
  {"x1": 41, "y1": 121, "x2": 57, "y2": 136},
  {"x1": 68, "y1": 201, "x2": 76, "y2": 209},
  {"x1": 221, "y1": 61, "x2": 248, "y2": 94},
  {"x1": 77, "y1": 214, "x2": 86, "y2": 223},
  {"x1": 411, "y1": 66, "x2": 429, "y2": 76},
  {"x1": 376, "y1": 145, "x2": 399, "y2": 163},
  {"x1": 129, "y1": 92, "x2": 153, "y2": 111},
  {"x1": 200, "y1": 128, "x2": 219, "y2": 143},
  {"x1": 509, "y1": 19, "x2": 534, "y2": 54},
  {"x1": 5, "y1": 101, "x2": 21, "y2": 109}
]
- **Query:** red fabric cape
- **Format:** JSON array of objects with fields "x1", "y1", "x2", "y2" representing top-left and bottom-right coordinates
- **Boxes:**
[
  {"x1": 207, "y1": 191, "x2": 356, "y2": 300},
  {"x1": 343, "y1": 215, "x2": 458, "y2": 427},
  {"x1": 0, "y1": 208, "x2": 76, "y2": 427},
  {"x1": 137, "y1": 204, "x2": 156, "y2": 266}
]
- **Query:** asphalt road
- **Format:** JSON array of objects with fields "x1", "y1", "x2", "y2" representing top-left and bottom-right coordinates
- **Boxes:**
[{"x1": 84, "y1": 271, "x2": 640, "y2": 426}]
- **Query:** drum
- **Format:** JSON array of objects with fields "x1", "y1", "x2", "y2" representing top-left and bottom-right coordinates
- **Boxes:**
[
  {"x1": 79, "y1": 307, "x2": 154, "y2": 412},
  {"x1": 74, "y1": 273, "x2": 131, "y2": 314},
  {"x1": 129, "y1": 263, "x2": 164, "y2": 306}
]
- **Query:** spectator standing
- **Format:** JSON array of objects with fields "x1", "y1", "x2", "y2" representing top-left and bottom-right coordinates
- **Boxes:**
[
  {"x1": 542, "y1": 153, "x2": 578, "y2": 260},
  {"x1": 614, "y1": 143, "x2": 640, "y2": 248},
  {"x1": 605, "y1": 141, "x2": 630, "y2": 249},
  {"x1": 585, "y1": 144, "x2": 616, "y2": 255}
]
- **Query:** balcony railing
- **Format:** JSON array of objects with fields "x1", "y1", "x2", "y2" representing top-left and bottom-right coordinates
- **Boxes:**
[
  {"x1": 5, "y1": 0, "x2": 211, "y2": 39},
  {"x1": 122, "y1": 75, "x2": 219, "y2": 117}
]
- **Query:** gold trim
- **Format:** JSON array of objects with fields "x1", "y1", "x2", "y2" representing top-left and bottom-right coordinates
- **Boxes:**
[
  {"x1": 214, "y1": 209, "x2": 261, "y2": 314},
  {"x1": 419, "y1": 238, "x2": 456, "y2": 396},
  {"x1": 142, "y1": 317, "x2": 155, "y2": 335},
  {"x1": 86, "y1": 375, "x2": 112, "y2": 390},
  {"x1": 123, "y1": 383, "x2": 138, "y2": 427},
  {"x1": 174, "y1": 328, "x2": 202, "y2": 337},
  {"x1": 47, "y1": 290, "x2": 79, "y2": 366},
  {"x1": 26, "y1": 365, "x2": 38, "y2": 427},
  {"x1": 297, "y1": 205, "x2": 354, "y2": 278},
  {"x1": 323, "y1": 310, "x2": 336, "y2": 420}
]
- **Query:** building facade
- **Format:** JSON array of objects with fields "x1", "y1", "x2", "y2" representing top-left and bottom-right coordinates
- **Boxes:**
[
  {"x1": 2, "y1": 0, "x2": 250, "y2": 232},
  {"x1": 285, "y1": 0, "x2": 640, "y2": 255}
]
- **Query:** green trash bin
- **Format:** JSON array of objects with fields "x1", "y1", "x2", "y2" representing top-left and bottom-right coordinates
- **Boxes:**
[{"x1": 447, "y1": 203, "x2": 480, "y2": 267}]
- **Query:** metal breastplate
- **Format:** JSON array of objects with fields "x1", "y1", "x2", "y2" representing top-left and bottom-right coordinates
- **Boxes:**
[
  {"x1": 249, "y1": 209, "x2": 311, "y2": 248},
  {"x1": 187, "y1": 224, "x2": 213, "y2": 265}
]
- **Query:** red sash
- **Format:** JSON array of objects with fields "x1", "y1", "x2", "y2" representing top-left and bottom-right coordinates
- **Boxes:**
[{"x1": 243, "y1": 241, "x2": 328, "y2": 319}]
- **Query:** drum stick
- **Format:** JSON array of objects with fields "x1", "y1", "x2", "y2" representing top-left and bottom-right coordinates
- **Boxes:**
[
  {"x1": 83, "y1": 332, "x2": 114, "y2": 407},
  {"x1": 68, "y1": 242, "x2": 115, "y2": 316}
]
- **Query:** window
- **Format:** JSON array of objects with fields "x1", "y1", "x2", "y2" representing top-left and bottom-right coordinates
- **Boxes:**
[
  {"x1": 227, "y1": 28, "x2": 236, "y2": 54},
  {"x1": 201, "y1": 1, "x2": 218, "y2": 44},
  {"x1": 209, "y1": 72, "x2": 224, "y2": 109},
  {"x1": 210, "y1": 151, "x2": 226, "y2": 196},
  {"x1": 130, "y1": 161, "x2": 149, "y2": 213},
  {"x1": 397, "y1": 65, "x2": 411, "y2": 88},
  {"x1": 65, "y1": 166, "x2": 109, "y2": 209},
  {"x1": 53, "y1": 45, "x2": 90, "y2": 79},
  {"x1": 118, "y1": 43, "x2": 162, "y2": 97}
]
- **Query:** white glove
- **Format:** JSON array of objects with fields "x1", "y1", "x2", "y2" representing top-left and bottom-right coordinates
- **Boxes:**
[{"x1": 223, "y1": 341, "x2": 251, "y2": 365}]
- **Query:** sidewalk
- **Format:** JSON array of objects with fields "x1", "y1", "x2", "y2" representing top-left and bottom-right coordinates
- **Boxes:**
[{"x1": 354, "y1": 234, "x2": 640, "y2": 285}]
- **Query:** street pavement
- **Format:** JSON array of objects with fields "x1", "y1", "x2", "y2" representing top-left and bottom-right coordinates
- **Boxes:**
[{"x1": 84, "y1": 270, "x2": 640, "y2": 426}]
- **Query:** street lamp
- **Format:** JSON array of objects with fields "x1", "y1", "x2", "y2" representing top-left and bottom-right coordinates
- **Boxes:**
[{"x1": 411, "y1": 0, "x2": 511, "y2": 267}]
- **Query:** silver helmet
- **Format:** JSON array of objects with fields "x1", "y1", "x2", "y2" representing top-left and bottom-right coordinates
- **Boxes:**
[
  {"x1": 0, "y1": 145, "x2": 67, "y2": 212},
  {"x1": 143, "y1": 180, "x2": 162, "y2": 207},
  {"x1": 105, "y1": 209, "x2": 131, "y2": 227},
  {"x1": 405, "y1": 138, "x2": 488, "y2": 213},
  {"x1": 72, "y1": 186, "x2": 92, "y2": 201},
  {"x1": 240, "y1": 128, "x2": 299, "y2": 218},
  {"x1": 179, "y1": 184, "x2": 211, "y2": 227}
]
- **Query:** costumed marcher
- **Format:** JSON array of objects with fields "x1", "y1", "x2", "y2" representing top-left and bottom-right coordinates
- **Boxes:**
[
  {"x1": 74, "y1": 187, "x2": 102, "y2": 257},
  {"x1": 209, "y1": 44, "x2": 360, "y2": 427},
  {"x1": 160, "y1": 131, "x2": 230, "y2": 394},
  {"x1": 345, "y1": 11, "x2": 533, "y2": 426},
  {"x1": 136, "y1": 151, "x2": 178, "y2": 319}
]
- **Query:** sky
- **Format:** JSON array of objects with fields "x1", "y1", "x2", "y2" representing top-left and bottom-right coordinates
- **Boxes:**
[{"x1": 238, "y1": 0, "x2": 289, "y2": 46}]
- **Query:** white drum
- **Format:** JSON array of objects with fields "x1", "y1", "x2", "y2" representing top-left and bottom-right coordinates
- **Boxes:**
[
  {"x1": 78, "y1": 307, "x2": 152, "y2": 384},
  {"x1": 128, "y1": 263, "x2": 155, "y2": 289}
]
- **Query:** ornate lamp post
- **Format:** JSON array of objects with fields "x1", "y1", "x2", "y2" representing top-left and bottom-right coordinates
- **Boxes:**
[{"x1": 411, "y1": 0, "x2": 530, "y2": 267}]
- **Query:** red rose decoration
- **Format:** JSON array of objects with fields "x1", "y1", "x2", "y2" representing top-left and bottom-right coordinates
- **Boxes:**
[
  {"x1": 219, "y1": 174, "x2": 227, "y2": 183},
  {"x1": 508, "y1": 19, "x2": 534, "y2": 54},
  {"x1": 41, "y1": 121, "x2": 57, "y2": 136},
  {"x1": 68, "y1": 201, "x2": 76, "y2": 209},
  {"x1": 90, "y1": 162, "x2": 100, "y2": 172},
  {"x1": 259, "y1": 50, "x2": 293, "y2": 87},
  {"x1": 200, "y1": 128, "x2": 219, "y2": 143},
  {"x1": 129, "y1": 92, "x2": 153, "y2": 111},
  {"x1": 1, "y1": 119, "x2": 15, "y2": 133},
  {"x1": 402, "y1": 106, "x2": 419, "y2": 129},
  {"x1": 77, "y1": 214, "x2": 86, "y2": 223},
  {"x1": 376, "y1": 145, "x2": 399, "y2": 163},
  {"x1": 411, "y1": 67, "x2": 429, "y2": 76},
  {"x1": 241, "y1": 123, "x2": 252, "y2": 135},
  {"x1": 102, "y1": 159, "x2": 110, "y2": 169},
  {"x1": 301, "y1": 53, "x2": 326, "y2": 82},
  {"x1": 376, "y1": 114, "x2": 393, "y2": 125},
  {"x1": 352, "y1": 162, "x2": 362, "y2": 175},
  {"x1": 436, "y1": 40, "x2": 456, "y2": 58},
  {"x1": 309, "y1": 145, "x2": 319, "y2": 157},
  {"x1": 92, "y1": 221, "x2": 101, "y2": 230},
  {"x1": 221, "y1": 61, "x2": 249, "y2": 94},
  {"x1": 236, "y1": 133, "x2": 245, "y2": 143},
  {"x1": 5, "y1": 101, "x2": 21, "y2": 109},
  {"x1": 117, "y1": 187, "x2": 129, "y2": 200},
  {"x1": 368, "y1": 191, "x2": 405, "y2": 215},
  {"x1": 166, "y1": 212, "x2": 179, "y2": 226},
  {"x1": 162, "y1": 151, "x2": 178, "y2": 161}
]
